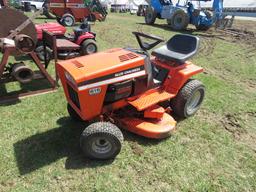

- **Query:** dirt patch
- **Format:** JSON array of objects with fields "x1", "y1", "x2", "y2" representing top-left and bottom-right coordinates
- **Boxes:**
[
  {"x1": 221, "y1": 111, "x2": 256, "y2": 139},
  {"x1": 197, "y1": 19, "x2": 256, "y2": 58},
  {"x1": 216, "y1": 28, "x2": 256, "y2": 52},
  {"x1": 233, "y1": 20, "x2": 256, "y2": 34},
  {"x1": 221, "y1": 114, "x2": 245, "y2": 139},
  {"x1": 197, "y1": 109, "x2": 256, "y2": 152},
  {"x1": 129, "y1": 141, "x2": 144, "y2": 156},
  {"x1": 197, "y1": 34, "x2": 217, "y2": 57}
]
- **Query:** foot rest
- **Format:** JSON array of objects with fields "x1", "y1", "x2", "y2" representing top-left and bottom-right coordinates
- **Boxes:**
[{"x1": 128, "y1": 90, "x2": 174, "y2": 111}]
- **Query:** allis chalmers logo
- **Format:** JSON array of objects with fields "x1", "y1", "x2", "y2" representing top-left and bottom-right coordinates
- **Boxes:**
[{"x1": 114, "y1": 67, "x2": 141, "y2": 77}]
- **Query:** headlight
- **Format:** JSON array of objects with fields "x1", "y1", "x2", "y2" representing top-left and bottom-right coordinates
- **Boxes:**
[{"x1": 64, "y1": 71, "x2": 76, "y2": 86}]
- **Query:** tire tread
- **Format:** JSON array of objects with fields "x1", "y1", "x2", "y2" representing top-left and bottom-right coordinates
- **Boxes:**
[{"x1": 170, "y1": 79, "x2": 205, "y2": 118}]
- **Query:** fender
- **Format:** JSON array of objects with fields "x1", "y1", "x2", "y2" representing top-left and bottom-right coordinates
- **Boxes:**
[
  {"x1": 164, "y1": 62, "x2": 203, "y2": 94},
  {"x1": 75, "y1": 32, "x2": 95, "y2": 45}
]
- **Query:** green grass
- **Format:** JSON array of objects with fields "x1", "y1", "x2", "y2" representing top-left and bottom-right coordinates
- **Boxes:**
[{"x1": 0, "y1": 13, "x2": 256, "y2": 192}]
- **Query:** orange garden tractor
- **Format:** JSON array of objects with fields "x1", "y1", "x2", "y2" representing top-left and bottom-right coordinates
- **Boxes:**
[{"x1": 57, "y1": 32, "x2": 205, "y2": 160}]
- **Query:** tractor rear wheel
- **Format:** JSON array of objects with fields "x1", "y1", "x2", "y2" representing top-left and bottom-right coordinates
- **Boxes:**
[
  {"x1": 170, "y1": 79, "x2": 205, "y2": 118},
  {"x1": 61, "y1": 13, "x2": 75, "y2": 27},
  {"x1": 80, "y1": 122, "x2": 123, "y2": 160},
  {"x1": 170, "y1": 9, "x2": 189, "y2": 30},
  {"x1": 80, "y1": 39, "x2": 97, "y2": 55},
  {"x1": 145, "y1": 7, "x2": 156, "y2": 25},
  {"x1": 67, "y1": 104, "x2": 83, "y2": 121}
]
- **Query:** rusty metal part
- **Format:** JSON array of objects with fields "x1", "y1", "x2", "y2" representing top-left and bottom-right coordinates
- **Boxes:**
[
  {"x1": 0, "y1": 0, "x2": 7, "y2": 7},
  {"x1": 0, "y1": 45, "x2": 57, "y2": 103},
  {"x1": 11, "y1": 62, "x2": 34, "y2": 83},
  {"x1": 0, "y1": 7, "x2": 37, "y2": 48},
  {"x1": 14, "y1": 34, "x2": 36, "y2": 53}
]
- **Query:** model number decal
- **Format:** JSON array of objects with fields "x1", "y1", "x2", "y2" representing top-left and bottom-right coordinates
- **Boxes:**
[{"x1": 89, "y1": 87, "x2": 101, "y2": 95}]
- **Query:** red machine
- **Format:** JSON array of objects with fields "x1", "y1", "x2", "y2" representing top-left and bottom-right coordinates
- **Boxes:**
[
  {"x1": 35, "y1": 21, "x2": 97, "y2": 61},
  {"x1": 57, "y1": 32, "x2": 205, "y2": 160},
  {"x1": 48, "y1": 0, "x2": 107, "y2": 26}
]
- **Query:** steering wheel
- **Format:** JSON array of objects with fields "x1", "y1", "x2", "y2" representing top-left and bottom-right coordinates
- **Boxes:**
[{"x1": 132, "y1": 32, "x2": 164, "y2": 51}]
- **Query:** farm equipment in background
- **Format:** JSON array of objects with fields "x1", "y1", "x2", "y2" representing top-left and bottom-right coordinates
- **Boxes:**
[
  {"x1": 110, "y1": 4, "x2": 130, "y2": 13},
  {"x1": 43, "y1": 0, "x2": 56, "y2": 19},
  {"x1": 137, "y1": 4, "x2": 149, "y2": 16},
  {"x1": 35, "y1": 20, "x2": 97, "y2": 61},
  {"x1": 57, "y1": 32, "x2": 205, "y2": 160},
  {"x1": 0, "y1": 7, "x2": 56, "y2": 103},
  {"x1": 47, "y1": 0, "x2": 107, "y2": 26},
  {"x1": 145, "y1": 0, "x2": 224, "y2": 30}
]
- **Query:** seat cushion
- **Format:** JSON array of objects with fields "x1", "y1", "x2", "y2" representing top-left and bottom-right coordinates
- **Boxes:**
[
  {"x1": 152, "y1": 34, "x2": 199, "y2": 63},
  {"x1": 56, "y1": 39, "x2": 80, "y2": 50},
  {"x1": 152, "y1": 45, "x2": 191, "y2": 63}
]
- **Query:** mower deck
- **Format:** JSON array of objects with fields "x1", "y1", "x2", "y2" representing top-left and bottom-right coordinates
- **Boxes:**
[{"x1": 119, "y1": 112, "x2": 176, "y2": 139}]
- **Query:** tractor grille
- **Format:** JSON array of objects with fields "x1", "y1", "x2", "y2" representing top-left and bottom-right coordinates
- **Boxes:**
[{"x1": 67, "y1": 83, "x2": 80, "y2": 109}]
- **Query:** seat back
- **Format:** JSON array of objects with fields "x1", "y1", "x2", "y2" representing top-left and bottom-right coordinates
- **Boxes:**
[{"x1": 166, "y1": 34, "x2": 199, "y2": 55}]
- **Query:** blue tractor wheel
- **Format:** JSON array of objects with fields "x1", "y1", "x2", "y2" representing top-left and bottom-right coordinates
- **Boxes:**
[
  {"x1": 170, "y1": 9, "x2": 189, "y2": 30},
  {"x1": 145, "y1": 6, "x2": 157, "y2": 25}
]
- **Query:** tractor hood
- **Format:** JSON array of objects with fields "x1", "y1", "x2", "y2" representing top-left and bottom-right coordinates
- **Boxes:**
[
  {"x1": 57, "y1": 48, "x2": 146, "y2": 87},
  {"x1": 36, "y1": 22, "x2": 66, "y2": 40}
]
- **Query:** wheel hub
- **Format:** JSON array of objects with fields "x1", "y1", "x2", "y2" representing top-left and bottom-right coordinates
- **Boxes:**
[
  {"x1": 187, "y1": 90, "x2": 202, "y2": 114},
  {"x1": 64, "y1": 17, "x2": 73, "y2": 26},
  {"x1": 86, "y1": 44, "x2": 96, "y2": 54},
  {"x1": 174, "y1": 16, "x2": 183, "y2": 27},
  {"x1": 91, "y1": 137, "x2": 112, "y2": 154}
]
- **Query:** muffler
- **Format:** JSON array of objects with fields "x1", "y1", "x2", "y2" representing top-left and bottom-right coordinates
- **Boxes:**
[{"x1": 11, "y1": 62, "x2": 34, "y2": 84}]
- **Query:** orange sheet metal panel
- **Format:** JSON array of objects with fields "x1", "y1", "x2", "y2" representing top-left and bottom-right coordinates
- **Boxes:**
[
  {"x1": 154, "y1": 59, "x2": 203, "y2": 95},
  {"x1": 57, "y1": 48, "x2": 145, "y2": 85}
]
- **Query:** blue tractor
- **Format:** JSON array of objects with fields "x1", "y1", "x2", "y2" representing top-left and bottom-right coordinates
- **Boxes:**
[{"x1": 145, "y1": 0, "x2": 224, "y2": 30}]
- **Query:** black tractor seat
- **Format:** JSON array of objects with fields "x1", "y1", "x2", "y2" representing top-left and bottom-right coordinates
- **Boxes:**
[{"x1": 152, "y1": 34, "x2": 200, "y2": 64}]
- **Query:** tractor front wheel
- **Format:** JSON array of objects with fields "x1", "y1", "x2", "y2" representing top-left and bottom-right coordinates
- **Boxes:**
[
  {"x1": 145, "y1": 7, "x2": 156, "y2": 25},
  {"x1": 170, "y1": 79, "x2": 205, "y2": 118},
  {"x1": 170, "y1": 9, "x2": 189, "y2": 30},
  {"x1": 80, "y1": 39, "x2": 97, "y2": 55},
  {"x1": 80, "y1": 122, "x2": 123, "y2": 160},
  {"x1": 61, "y1": 14, "x2": 75, "y2": 27}
]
